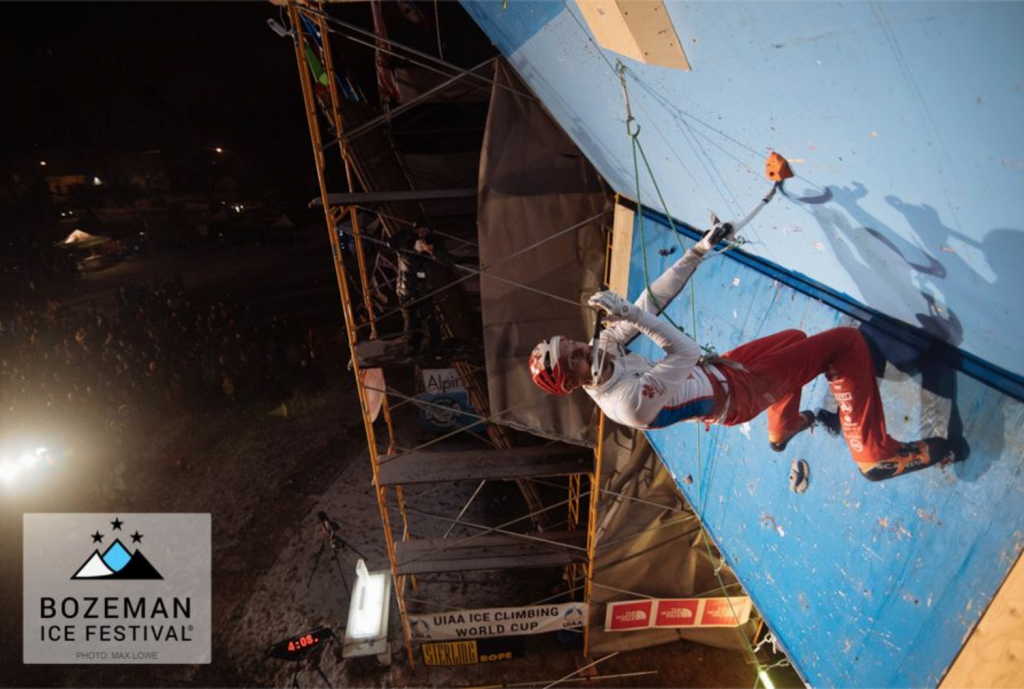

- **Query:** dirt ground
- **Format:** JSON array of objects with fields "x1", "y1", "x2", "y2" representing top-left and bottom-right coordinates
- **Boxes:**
[{"x1": 0, "y1": 239, "x2": 797, "y2": 688}]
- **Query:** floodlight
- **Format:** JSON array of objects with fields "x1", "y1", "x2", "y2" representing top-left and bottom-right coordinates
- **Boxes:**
[{"x1": 343, "y1": 559, "x2": 392, "y2": 664}]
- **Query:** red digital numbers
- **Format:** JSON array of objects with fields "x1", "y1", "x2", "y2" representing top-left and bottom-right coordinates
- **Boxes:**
[{"x1": 287, "y1": 635, "x2": 317, "y2": 653}]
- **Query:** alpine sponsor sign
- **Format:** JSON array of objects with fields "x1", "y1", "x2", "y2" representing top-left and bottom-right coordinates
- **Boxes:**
[
  {"x1": 422, "y1": 368, "x2": 465, "y2": 394},
  {"x1": 605, "y1": 596, "x2": 752, "y2": 632},
  {"x1": 409, "y1": 602, "x2": 586, "y2": 641}
]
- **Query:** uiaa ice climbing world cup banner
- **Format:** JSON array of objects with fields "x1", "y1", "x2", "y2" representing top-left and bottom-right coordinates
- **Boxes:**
[
  {"x1": 23, "y1": 514, "x2": 211, "y2": 663},
  {"x1": 409, "y1": 602, "x2": 587, "y2": 641},
  {"x1": 605, "y1": 596, "x2": 752, "y2": 632}
]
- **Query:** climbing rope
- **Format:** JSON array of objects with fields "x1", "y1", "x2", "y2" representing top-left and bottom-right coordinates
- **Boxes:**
[{"x1": 613, "y1": 58, "x2": 789, "y2": 686}]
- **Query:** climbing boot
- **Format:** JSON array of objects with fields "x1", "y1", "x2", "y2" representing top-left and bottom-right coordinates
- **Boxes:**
[
  {"x1": 769, "y1": 411, "x2": 816, "y2": 452},
  {"x1": 861, "y1": 437, "x2": 965, "y2": 482},
  {"x1": 889, "y1": 438, "x2": 953, "y2": 477}
]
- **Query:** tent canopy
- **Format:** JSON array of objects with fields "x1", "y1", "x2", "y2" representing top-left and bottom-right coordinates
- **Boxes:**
[{"x1": 56, "y1": 229, "x2": 110, "y2": 250}]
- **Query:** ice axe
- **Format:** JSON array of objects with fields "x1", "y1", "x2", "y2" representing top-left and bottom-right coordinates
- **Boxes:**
[
  {"x1": 590, "y1": 309, "x2": 606, "y2": 387},
  {"x1": 706, "y1": 152, "x2": 794, "y2": 246}
]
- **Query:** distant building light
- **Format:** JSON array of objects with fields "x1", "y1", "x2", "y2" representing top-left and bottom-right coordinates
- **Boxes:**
[
  {"x1": 92, "y1": 177, "x2": 102, "y2": 186},
  {"x1": 39, "y1": 160, "x2": 47, "y2": 166},
  {"x1": 214, "y1": 147, "x2": 224, "y2": 154}
]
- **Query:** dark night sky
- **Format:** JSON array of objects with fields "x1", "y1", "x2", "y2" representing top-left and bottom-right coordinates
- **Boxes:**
[
  {"x1": 0, "y1": 1, "x2": 492, "y2": 197},
  {"x1": 0, "y1": 2, "x2": 335, "y2": 170}
]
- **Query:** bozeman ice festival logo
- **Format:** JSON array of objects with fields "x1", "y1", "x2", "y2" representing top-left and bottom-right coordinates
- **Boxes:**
[
  {"x1": 71, "y1": 517, "x2": 163, "y2": 580},
  {"x1": 23, "y1": 513, "x2": 211, "y2": 664}
]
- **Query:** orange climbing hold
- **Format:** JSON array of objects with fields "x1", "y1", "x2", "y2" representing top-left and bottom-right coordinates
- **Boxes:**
[{"x1": 766, "y1": 152, "x2": 794, "y2": 182}]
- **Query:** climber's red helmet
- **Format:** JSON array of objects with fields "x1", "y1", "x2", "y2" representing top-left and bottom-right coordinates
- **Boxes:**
[{"x1": 530, "y1": 335, "x2": 570, "y2": 396}]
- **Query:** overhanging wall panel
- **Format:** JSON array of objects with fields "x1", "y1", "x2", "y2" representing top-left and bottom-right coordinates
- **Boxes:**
[
  {"x1": 460, "y1": 0, "x2": 1024, "y2": 381},
  {"x1": 624, "y1": 212, "x2": 1024, "y2": 688}
]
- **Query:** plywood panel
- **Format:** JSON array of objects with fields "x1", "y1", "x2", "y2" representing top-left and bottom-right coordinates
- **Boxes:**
[
  {"x1": 574, "y1": 0, "x2": 690, "y2": 70},
  {"x1": 940, "y1": 551, "x2": 1024, "y2": 688},
  {"x1": 608, "y1": 203, "x2": 634, "y2": 295}
]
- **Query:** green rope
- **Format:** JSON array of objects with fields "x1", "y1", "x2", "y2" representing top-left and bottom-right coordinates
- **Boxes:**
[
  {"x1": 628, "y1": 114, "x2": 696, "y2": 339},
  {"x1": 619, "y1": 61, "x2": 766, "y2": 680}
]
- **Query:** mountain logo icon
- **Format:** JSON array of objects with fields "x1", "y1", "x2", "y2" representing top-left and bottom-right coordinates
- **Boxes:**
[{"x1": 71, "y1": 520, "x2": 163, "y2": 580}]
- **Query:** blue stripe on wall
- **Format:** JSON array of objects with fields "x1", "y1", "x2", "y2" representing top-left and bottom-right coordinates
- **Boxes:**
[{"x1": 633, "y1": 203, "x2": 1024, "y2": 404}]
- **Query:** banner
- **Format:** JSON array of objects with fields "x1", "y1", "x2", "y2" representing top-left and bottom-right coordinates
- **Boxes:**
[
  {"x1": 409, "y1": 602, "x2": 587, "y2": 641},
  {"x1": 417, "y1": 392, "x2": 483, "y2": 434},
  {"x1": 421, "y1": 637, "x2": 524, "y2": 666},
  {"x1": 604, "y1": 597, "x2": 752, "y2": 632},
  {"x1": 422, "y1": 368, "x2": 465, "y2": 394}
]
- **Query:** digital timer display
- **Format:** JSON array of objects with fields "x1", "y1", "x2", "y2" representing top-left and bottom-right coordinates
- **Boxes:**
[{"x1": 268, "y1": 626, "x2": 335, "y2": 662}]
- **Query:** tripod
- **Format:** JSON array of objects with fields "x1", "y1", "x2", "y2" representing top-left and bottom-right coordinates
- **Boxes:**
[
  {"x1": 306, "y1": 512, "x2": 367, "y2": 598},
  {"x1": 289, "y1": 647, "x2": 332, "y2": 689}
]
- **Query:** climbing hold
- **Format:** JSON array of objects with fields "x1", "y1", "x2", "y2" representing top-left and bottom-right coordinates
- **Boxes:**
[
  {"x1": 766, "y1": 152, "x2": 794, "y2": 182},
  {"x1": 789, "y1": 459, "x2": 810, "y2": 494}
]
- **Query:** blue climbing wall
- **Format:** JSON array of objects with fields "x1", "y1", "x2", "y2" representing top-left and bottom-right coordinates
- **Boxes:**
[
  {"x1": 462, "y1": 0, "x2": 1024, "y2": 383},
  {"x1": 459, "y1": 2, "x2": 1024, "y2": 686},
  {"x1": 625, "y1": 212, "x2": 1024, "y2": 687}
]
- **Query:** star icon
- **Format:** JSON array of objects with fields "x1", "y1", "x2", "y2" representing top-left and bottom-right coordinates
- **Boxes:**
[
  {"x1": 130, "y1": 531, "x2": 144, "y2": 544},
  {"x1": 111, "y1": 517, "x2": 124, "y2": 531},
  {"x1": 91, "y1": 531, "x2": 104, "y2": 543}
]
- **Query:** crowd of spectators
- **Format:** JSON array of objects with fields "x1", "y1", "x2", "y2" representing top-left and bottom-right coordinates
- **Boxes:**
[{"x1": 0, "y1": 279, "x2": 315, "y2": 438}]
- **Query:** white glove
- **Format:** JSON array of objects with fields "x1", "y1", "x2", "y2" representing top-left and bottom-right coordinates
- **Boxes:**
[
  {"x1": 588, "y1": 290, "x2": 633, "y2": 322},
  {"x1": 695, "y1": 221, "x2": 735, "y2": 255}
]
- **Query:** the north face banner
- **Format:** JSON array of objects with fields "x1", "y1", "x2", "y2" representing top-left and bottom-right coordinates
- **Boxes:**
[{"x1": 605, "y1": 596, "x2": 752, "y2": 632}]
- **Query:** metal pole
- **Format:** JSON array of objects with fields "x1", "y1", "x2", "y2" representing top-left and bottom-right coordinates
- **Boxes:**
[{"x1": 287, "y1": 2, "x2": 415, "y2": 670}]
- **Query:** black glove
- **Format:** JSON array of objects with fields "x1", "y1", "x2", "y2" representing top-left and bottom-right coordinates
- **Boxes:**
[{"x1": 696, "y1": 222, "x2": 735, "y2": 254}]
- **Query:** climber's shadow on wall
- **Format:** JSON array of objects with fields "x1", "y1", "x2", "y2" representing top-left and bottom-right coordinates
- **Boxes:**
[{"x1": 804, "y1": 183, "x2": 1021, "y2": 481}]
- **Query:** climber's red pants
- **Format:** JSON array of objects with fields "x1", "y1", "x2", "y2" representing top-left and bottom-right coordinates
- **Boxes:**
[{"x1": 717, "y1": 327, "x2": 901, "y2": 466}]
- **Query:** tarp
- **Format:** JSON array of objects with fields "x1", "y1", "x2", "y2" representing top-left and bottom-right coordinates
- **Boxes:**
[
  {"x1": 477, "y1": 61, "x2": 754, "y2": 653},
  {"x1": 587, "y1": 426, "x2": 755, "y2": 653},
  {"x1": 477, "y1": 61, "x2": 607, "y2": 446}
]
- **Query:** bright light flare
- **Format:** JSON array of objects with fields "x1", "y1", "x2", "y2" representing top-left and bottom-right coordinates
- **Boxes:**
[
  {"x1": 0, "y1": 462, "x2": 21, "y2": 485},
  {"x1": 758, "y1": 669, "x2": 775, "y2": 689},
  {"x1": 0, "y1": 445, "x2": 53, "y2": 486}
]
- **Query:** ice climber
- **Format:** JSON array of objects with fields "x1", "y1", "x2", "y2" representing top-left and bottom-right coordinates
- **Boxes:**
[{"x1": 529, "y1": 224, "x2": 961, "y2": 482}]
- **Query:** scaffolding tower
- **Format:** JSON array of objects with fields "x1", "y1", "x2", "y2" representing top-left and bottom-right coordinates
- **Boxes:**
[{"x1": 284, "y1": 2, "x2": 605, "y2": 670}]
